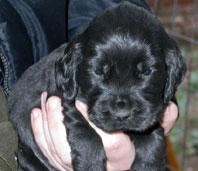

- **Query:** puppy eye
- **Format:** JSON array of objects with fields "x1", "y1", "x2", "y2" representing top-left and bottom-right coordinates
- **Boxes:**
[
  {"x1": 94, "y1": 64, "x2": 110, "y2": 78},
  {"x1": 103, "y1": 64, "x2": 110, "y2": 75},
  {"x1": 136, "y1": 62, "x2": 152, "y2": 76}
]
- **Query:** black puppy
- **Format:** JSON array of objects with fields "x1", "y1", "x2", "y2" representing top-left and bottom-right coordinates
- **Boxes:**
[{"x1": 8, "y1": 2, "x2": 186, "y2": 171}]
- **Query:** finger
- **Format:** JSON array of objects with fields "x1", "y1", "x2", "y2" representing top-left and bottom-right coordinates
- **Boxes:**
[
  {"x1": 75, "y1": 100, "x2": 99, "y2": 131},
  {"x1": 75, "y1": 100, "x2": 122, "y2": 142},
  {"x1": 75, "y1": 100, "x2": 106, "y2": 136},
  {"x1": 75, "y1": 100, "x2": 123, "y2": 140},
  {"x1": 161, "y1": 102, "x2": 178, "y2": 135},
  {"x1": 41, "y1": 92, "x2": 56, "y2": 153},
  {"x1": 46, "y1": 97, "x2": 72, "y2": 169},
  {"x1": 40, "y1": 92, "x2": 65, "y2": 171},
  {"x1": 31, "y1": 108, "x2": 50, "y2": 157},
  {"x1": 75, "y1": 100, "x2": 88, "y2": 119},
  {"x1": 31, "y1": 108, "x2": 58, "y2": 168},
  {"x1": 75, "y1": 100, "x2": 134, "y2": 170}
]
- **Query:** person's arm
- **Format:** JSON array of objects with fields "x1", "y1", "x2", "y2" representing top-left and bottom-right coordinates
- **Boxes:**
[{"x1": 31, "y1": 92, "x2": 178, "y2": 171}]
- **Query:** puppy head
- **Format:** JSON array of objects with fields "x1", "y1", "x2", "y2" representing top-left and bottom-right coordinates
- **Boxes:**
[
  {"x1": 86, "y1": 34, "x2": 168, "y2": 132},
  {"x1": 56, "y1": 3, "x2": 186, "y2": 132}
]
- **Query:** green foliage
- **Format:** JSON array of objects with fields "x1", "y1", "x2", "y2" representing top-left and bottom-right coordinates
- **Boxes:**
[
  {"x1": 190, "y1": 70, "x2": 198, "y2": 91},
  {"x1": 192, "y1": 50, "x2": 198, "y2": 62},
  {"x1": 176, "y1": 89, "x2": 187, "y2": 112},
  {"x1": 190, "y1": 130, "x2": 198, "y2": 154},
  {"x1": 170, "y1": 46, "x2": 198, "y2": 159}
]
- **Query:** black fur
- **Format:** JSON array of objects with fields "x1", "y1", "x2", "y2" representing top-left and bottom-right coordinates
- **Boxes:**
[{"x1": 8, "y1": 2, "x2": 186, "y2": 171}]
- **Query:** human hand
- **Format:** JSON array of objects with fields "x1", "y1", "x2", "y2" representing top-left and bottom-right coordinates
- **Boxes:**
[
  {"x1": 31, "y1": 92, "x2": 72, "y2": 171},
  {"x1": 31, "y1": 92, "x2": 178, "y2": 171},
  {"x1": 161, "y1": 101, "x2": 178, "y2": 135}
]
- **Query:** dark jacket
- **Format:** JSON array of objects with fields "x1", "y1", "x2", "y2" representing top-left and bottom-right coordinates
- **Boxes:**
[
  {"x1": 0, "y1": 0, "x2": 66, "y2": 95},
  {"x1": 0, "y1": 0, "x2": 149, "y2": 96}
]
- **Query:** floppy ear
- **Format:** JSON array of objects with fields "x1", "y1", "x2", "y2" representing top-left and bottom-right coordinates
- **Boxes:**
[
  {"x1": 164, "y1": 38, "x2": 186, "y2": 103},
  {"x1": 55, "y1": 42, "x2": 82, "y2": 102}
]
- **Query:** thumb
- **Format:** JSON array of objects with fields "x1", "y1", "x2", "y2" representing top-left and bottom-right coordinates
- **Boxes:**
[
  {"x1": 75, "y1": 100, "x2": 89, "y2": 119},
  {"x1": 75, "y1": 100, "x2": 108, "y2": 137}
]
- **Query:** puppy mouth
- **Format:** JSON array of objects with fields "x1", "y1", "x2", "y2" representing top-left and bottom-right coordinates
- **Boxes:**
[
  {"x1": 89, "y1": 109, "x2": 159, "y2": 133},
  {"x1": 89, "y1": 110, "x2": 132, "y2": 132},
  {"x1": 115, "y1": 114, "x2": 130, "y2": 121}
]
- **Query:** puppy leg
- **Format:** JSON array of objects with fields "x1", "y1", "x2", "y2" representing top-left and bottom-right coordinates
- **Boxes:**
[
  {"x1": 63, "y1": 105, "x2": 106, "y2": 171},
  {"x1": 130, "y1": 127, "x2": 166, "y2": 171},
  {"x1": 17, "y1": 141, "x2": 56, "y2": 171}
]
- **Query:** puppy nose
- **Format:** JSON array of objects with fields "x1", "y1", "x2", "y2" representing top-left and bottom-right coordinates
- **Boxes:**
[
  {"x1": 115, "y1": 97, "x2": 129, "y2": 110},
  {"x1": 116, "y1": 99, "x2": 127, "y2": 109}
]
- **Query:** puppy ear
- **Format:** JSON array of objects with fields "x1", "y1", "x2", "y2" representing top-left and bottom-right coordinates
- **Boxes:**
[
  {"x1": 55, "y1": 42, "x2": 82, "y2": 102},
  {"x1": 164, "y1": 38, "x2": 186, "y2": 103}
]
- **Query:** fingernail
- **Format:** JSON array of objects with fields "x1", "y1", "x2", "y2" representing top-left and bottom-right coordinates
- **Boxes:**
[
  {"x1": 76, "y1": 100, "x2": 87, "y2": 111},
  {"x1": 41, "y1": 92, "x2": 47, "y2": 101},
  {"x1": 31, "y1": 110, "x2": 39, "y2": 120},
  {"x1": 47, "y1": 98, "x2": 59, "y2": 111}
]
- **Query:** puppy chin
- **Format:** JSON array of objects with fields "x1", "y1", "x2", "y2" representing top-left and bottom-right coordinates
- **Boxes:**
[{"x1": 88, "y1": 111, "x2": 159, "y2": 133}]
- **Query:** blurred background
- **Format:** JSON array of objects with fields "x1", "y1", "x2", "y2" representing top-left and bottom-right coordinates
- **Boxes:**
[
  {"x1": 148, "y1": 0, "x2": 198, "y2": 171},
  {"x1": 0, "y1": 0, "x2": 197, "y2": 170}
]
